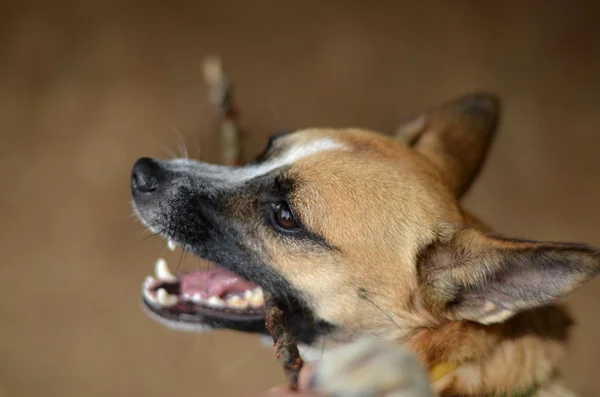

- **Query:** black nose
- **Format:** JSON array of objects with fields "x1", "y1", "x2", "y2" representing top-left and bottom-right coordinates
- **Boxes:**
[{"x1": 131, "y1": 157, "x2": 163, "y2": 194}]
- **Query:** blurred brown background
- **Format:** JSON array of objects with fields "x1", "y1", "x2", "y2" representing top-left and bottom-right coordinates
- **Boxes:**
[{"x1": 2, "y1": 1, "x2": 600, "y2": 396}]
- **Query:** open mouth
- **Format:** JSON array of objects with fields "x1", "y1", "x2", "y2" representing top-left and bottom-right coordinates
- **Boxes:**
[
  {"x1": 141, "y1": 240, "x2": 267, "y2": 329},
  {"x1": 140, "y1": 236, "x2": 332, "y2": 346}
]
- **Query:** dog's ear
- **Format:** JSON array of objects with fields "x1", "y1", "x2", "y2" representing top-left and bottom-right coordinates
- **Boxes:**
[
  {"x1": 417, "y1": 226, "x2": 600, "y2": 324},
  {"x1": 396, "y1": 93, "x2": 500, "y2": 198}
]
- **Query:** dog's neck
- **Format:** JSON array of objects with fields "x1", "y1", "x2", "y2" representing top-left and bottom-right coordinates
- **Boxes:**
[{"x1": 407, "y1": 305, "x2": 573, "y2": 396}]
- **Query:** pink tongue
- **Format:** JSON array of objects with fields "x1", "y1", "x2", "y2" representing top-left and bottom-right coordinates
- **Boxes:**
[{"x1": 180, "y1": 266, "x2": 258, "y2": 298}]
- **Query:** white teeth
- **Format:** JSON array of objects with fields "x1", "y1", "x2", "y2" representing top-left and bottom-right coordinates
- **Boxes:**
[
  {"x1": 177, "y1": 287, "x2": 264, "y2": 309},
  {"x1": 143, "y1": 286, "x2": 178, "y2": 308},
  {"x1": 249, "y1": 295, "x2": 264, "y2": 308},
  {"x1": 167, "y1": 239, "x2": 177, "y2": 251},
  {"x1": 192, "y1": 293, "x2": 203, "y2": 303},
  {"x1": 206, "y1": 296, "x2": 226, "y2": 308},
  {"x1": 143, "y1": 287, "x2": 158, "y2": 304},
  {"x1": 249, "y1": 287, "x2": 265, "y2": 308},
  {"x1": 144, "y1": 276, "x2": 156, "y2": 289},
  {"x1": 157, "y1": 288, "x2": 178, "y2": 307},
  {"x1": 227, "y1": 295, "x2": 249, "y2": 309},
  {"x1": 253, "y1": 287, "x2": 264, "y2": 300},
  {"x1": 154, "y1": 258, "x2": 177, "y2": 282}
]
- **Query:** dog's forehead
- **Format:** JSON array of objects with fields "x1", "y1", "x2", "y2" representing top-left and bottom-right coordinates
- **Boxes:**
[
  {"x1": 283, "y1": 127, "x2": 382, "y2": 148},
  {"x1": 267, "y1": 128, "x2": 395, "y2": 177},
  {"x1": 282, "y1": 128, "x2": 429, "y2": 177},
  {"x1": 282, "y1": 128, "x2": 461, "y2": 243},
  {"x1": 262, "y1": 130, "x2": 348, "y2": 171},
  {"x1": 233, "y1": 133, "x2": 347, "y2": 182}
]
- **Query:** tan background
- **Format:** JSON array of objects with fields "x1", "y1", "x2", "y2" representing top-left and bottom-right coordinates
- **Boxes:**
[{"x1": 2, "y1": 2, "x2": 600, "y2": 396}]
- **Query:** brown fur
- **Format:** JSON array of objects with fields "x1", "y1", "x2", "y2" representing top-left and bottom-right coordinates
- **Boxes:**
[
  {"x1": 254, "y1": 94, "x2": 599, "y2": 395},
  {"x1": 408, "y1": 306, "x2": 573, "y2": 396}
]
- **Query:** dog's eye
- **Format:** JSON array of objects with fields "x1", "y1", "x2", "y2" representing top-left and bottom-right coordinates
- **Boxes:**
[{"x1": 272, "y1": 202, "x2": 299, "y2": 231}]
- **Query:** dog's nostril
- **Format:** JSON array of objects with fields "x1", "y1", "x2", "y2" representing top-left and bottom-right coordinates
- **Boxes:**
[
  {"x1": 132, "y1": 172, "x2": 157, "y2": 193},
  {"x1": 131, "y1": 157, "x2": 162, "y2": 194}
]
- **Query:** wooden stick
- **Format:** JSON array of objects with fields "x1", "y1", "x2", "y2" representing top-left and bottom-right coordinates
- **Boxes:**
[
  {"x1": 202, "y1": 56, "x2": 243, "y2": 166},
  {"x1": 264, "y1": 292, "x2": 305, "y2": 391}
]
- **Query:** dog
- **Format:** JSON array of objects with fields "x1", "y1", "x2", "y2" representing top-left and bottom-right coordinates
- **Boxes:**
[{"x1": 131, "y1": 93, "x2": 599, "y2": 396}]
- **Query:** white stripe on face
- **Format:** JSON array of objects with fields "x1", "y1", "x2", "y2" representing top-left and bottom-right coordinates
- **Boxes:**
[
  {"x1": 168, "y1": 137, "x2": 348, "y2": 186},
  {"x1": 237, "y1": 138, "x2": 347, "y2": 181}
]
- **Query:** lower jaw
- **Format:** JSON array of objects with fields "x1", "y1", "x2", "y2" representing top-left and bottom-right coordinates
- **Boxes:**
[{"x1": 141, "y1": 297, "x2": 268, "y2": 333}]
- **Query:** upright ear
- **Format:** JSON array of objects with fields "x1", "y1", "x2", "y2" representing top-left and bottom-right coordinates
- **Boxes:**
[
  {"x1": 396, "y1": 93, "x2": 500, "y2": 198},
  {"x1": 417, "y1": 226, "x2": 600, "y2": 324}
]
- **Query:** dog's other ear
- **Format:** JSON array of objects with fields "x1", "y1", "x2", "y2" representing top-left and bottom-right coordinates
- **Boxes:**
[
  {"x1": 396, "y1": 93, "x2": 500, "y2": 198},
  {"x1": 417, "y1": 226, "x2": 600, "y2": 324}
]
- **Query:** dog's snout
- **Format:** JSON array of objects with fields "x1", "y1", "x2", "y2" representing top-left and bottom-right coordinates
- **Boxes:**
[{"x1": 131, "y1": 157, "x2": 163, "y2": 194}]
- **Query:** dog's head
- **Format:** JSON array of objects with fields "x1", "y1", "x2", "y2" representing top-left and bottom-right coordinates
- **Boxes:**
[{"x1": 132, "y1": 93, "x2": 600, "y2": 352}]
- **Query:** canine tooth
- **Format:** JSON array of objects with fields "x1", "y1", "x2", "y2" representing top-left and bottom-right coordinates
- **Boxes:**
[
  {"x1": 192, "y1": 293, "x2": 203, "y2": 303},
  {"x1": 144, "y1": 276, "x2": 156, "y2": 288},
  {"x1": 252, "y1": 287, "x2": 264, "y2": 301},
  {"x1": 249, "y1": 287, "x2": 264, "y2": 307},
  {"x1": 249, "y1": 294, "x2": 264, "y2": 308},
  {"x1": 157, "y1": 288, "x2": 178, "y2": 307},
  {"x1": 167, "y1": 239, "x2": 177, "y2": 251},
  {"x1": 227, "y1": 295, "x2": 249, "y2": 309},
  {"x1": 143, "y1": 288, "x2": 158, "y2": 304},
  {"x1": 207, "y1": 296, "x2": 225, "y2": 308},
  {"x1": 154, "y1": 258, "x2": 177, "y2": 281},
  {"x1": 182, "y1": 293, "x2": 192, "y2": 301}
]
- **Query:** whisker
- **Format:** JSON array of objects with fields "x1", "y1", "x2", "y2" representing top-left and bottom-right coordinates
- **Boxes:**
[
  {"x1": 348, "y1": 282, "x2": 397, "y2": 301},
  {"x1": 158, "y1": 117, "x2": 189, "y2": 160},
  {"x1": 141, "y1": 233, "x2": 158, "y2": 242},
  {"x1": 357, "y1": 287, "x2": 409, "y2": 331},
  {"x1": 204, "y1": 259, "x2": 210, "y2": 296},
  {"x1": 132, "y1": 224, "x2": 154, "y2": 233},
  {"x1": 175, "y1": 248, "x2": 186, "y2": 274},
  {"x1": 153, "y1": 241, "x2": 168, "y2": 259},
  {"x1": 144, "y1": 137, "x2": 178, "y2": 160},
  {"x1": 161, "y1": 144, "x2": 178, "y2": 159},
  {"x1": 180, "y1": 139, "x2": 189, "y2": 159},
  {"x1": 170, "y1": 123, "x2": 189, "y2": 159},
  {"x1": 301, "y1": 343, "x2": 311, "y2": 357},
  {"x1": 140, "y1": 226, "x2": 167, "y2": 242}
]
